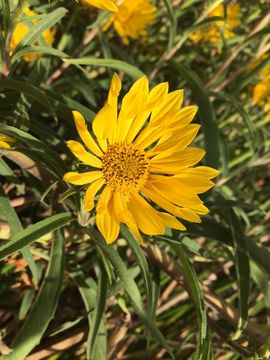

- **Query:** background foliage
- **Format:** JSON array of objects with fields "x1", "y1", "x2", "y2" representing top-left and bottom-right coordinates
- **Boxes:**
[{"x1": 0, "y1": 0, "x2": 270, "y2": 359}]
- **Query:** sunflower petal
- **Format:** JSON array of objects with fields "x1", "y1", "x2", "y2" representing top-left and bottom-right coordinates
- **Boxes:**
[
  {"x1": 116, "y1": 76, "x2": 149, "y2": 142},
  {"x1": 147, "y1": 124, "x2": 201, "y2": 157},
  {"x1": 0, "y1": 141, "x2": 11, "y2": 149},
  {"x1": 72, "y1": 111, "x2": 103, "y2": 157},
  {"x1": 142, "y1": 183, "x2": 183, "y2": 217},
  {"x1": 113, "y1": 191, "x2": 144, "y2": 243},
  {"x1": 149, "y1": 147, "x2": 206, "y2": 173},
  {"x1": 167, "y1": 106, "x2": 198, "y2": 129},
  {"x1": 148, "y1": 175, "x2": 202, "y2": 207},
  {"x1": 158, "y1": 212, "x2": 186, "y2": 231},
  {"x1": 92, "y1": 103, "x2": 116, "y2": 143},
  {"x1": 63, "y1": 171, "x2": 103, "y2": 185},
  {"x1": 108, "y1": 73, "x2": 122, "y2": 106},
  {"x1": 128, "y1": 192, "x2": 164, "y2": 235},
  {"x1": 84, "y1": 178, "x2": 105, "y2": 211},
  {"x1": 150, "y1": 90, "x2": 184, "y2": 126},
  {"x1": 96, "y1": 186, "x2": 112, "y2": 213},
  {"x1": 146, "y1": 82, "x2": 169, "y2": 109},
  {"x1": 66, "y1": 140, "x2": 102, "y2": 167},
  {"x1": 80, "y1": 0, "x2": 118, "y2": 12},
  {"x1": 96, "y1": 197, "x2": 120, "y2": 244}
]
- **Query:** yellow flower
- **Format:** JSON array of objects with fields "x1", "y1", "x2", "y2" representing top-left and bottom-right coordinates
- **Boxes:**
[
  {"x1": 79, "y1": 0, "x2": 118, "y2": 12},
  {"x1": 0, "y1": 133, "x2": 15, "y2": 149},
  {"x1": 252, "y1": 64, "x2": 270, "y2": 120},
  {"x1": 63, "y1": 74, "x2": 219, "y2": 244},
  {"x1": 10, "y1": 7, "x2": 56, "y2": 62},
  {"x1": 190, "y1": 2, "x2": 240, "y2": 46},
  {"x1": 103, "y1": 0, "x2": 157, "y2": 44}
]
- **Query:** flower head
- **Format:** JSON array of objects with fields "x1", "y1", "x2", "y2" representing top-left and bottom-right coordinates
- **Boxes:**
[
  {"x1": 79, "y1": 0, "x2": 118, "y2": 12},
  {"x1": 103, "y1": 0, "x2": 157, "y2": 44},
  {"x1": 63, "y1": 74, "x2": 219, "y2": 244},
  {"x1": 190, "y1": 2, "x2": 240, "y2": 46},
  {"x1": 0, "y1": 133, "x2": 15, "y2": 149},
  {"x1": 10, "y1": 7, "x2": 56, "y2": 62}
]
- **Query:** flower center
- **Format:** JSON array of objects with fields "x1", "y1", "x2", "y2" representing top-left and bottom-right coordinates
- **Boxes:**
[{"x1": 102, "y1": 143, "x2": 149, "y2": 194}]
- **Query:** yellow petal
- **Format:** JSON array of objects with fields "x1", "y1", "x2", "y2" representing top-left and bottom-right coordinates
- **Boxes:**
[
  {"x1": 84, "y1": 178, "x2": 105, "y2": 211},
  {"x1": 190, "y1": 203, "x2": 209, "y2": 215},
  {"x1": 112, "y1": 191, "x2": 144, "y2": 243},
  {"x1": 167, "y1": 106, "x2": 198, "y2": 129},
  {"x1": 148, "y1": 175, "x2": 202, "y2": 207},
  {"x1": 142, "y1": 183, "x2": 183, "y2": 217},
  {"x1": 108, "y1": 73, "x2": 122, "y2": 107},
  {"x1": 66, "y1": 140, "x2": 102, "y2": 168},
  {"x1": 96, "y1": 194, "x2": 120, "y2": 244},
  {"x1": 146, "y1": 82, "x2": 169, "y2": 110},
  {"x1": 150, "y1": 90, "x2": 184, "y2": 127},
  {"x1": 72, "y1": 111, "x2": 103, "y2": 157},
  {"x1": 177, "y1": 208, "x2": 202, "y2": 223},
  {"x1": 92, "y1": 103, "x2": 115, "y2": 142},
  {"x1": 80, "y1": 0, "x2": 118, "y2": 12},
  {"x1": 158, "y1": 212, "x2": 186, "y2": 231},
  {"x1": 128, "y1": 192, "x2": 164, "y2": 235},
  {"x1": 173, "y1": 174, "x2": 215, "y2": 193},
  {"x1": 116, "y1": 76, "x2": 149, "y2": 142},
  {"x1": 0, "y1": 141, "x2": 11, "y2": 149},
  {"x1": 135, "y1": 125, "x2": 166, "y2": 150},
  {"x1": 96, "y1": 186, "x2": 112, "y2": 213},
  {"x1": 63, "y1": 171, "x2": 103, "y2": 185},
  {"x1": 181, "y1": 166, "x2": 220, "y2": 179},
  {"x1": 149, "y1": 147, "x2": 205, "y2": 173},
  {"x1": 125, "y1": 109, "x2": 151, "y2": 143},
  {"x1": 147, "y1": 124, "x2": 201, "y2": 157}
]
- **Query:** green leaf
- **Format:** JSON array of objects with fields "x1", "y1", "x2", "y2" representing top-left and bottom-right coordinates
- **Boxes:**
[
  {"x1": 229, "y1": 209, "x2": 250, "y2": 339},
  {"x1": 88, "y1": 264, "x2": 108, "y2": 360},
  {"x1": 172, "y1": 243, "x2": 211, "y2": 358},
  {"x1": 0, "y1": 157, "x2": 20, "y2": 184},
  {"x1": 0, "y1": 186, "x2": 38, "y2": 282},
  {"x1": 170, "y1": 61, "x2": 220, "y2": 168},
  {"x1": 0, "y1": 124, "x2": 67, "y2": 178},
  {"x1": 210, "y1": 91, "x2": 261, "y2": 153},
  {"x1": 70, "y1": 271, "x2": 107, "y2": 360},
  {"x1": 11, "y1": 45, "x2": 69, "y2": 64},
  {"x1": 189, "y1": 217, "x2": 270, "y2": 277},
  {"x1": 4, "y1": 229, "x2": 65, "y2": 360},
  {"x1": 250, "y1": 262, "x2": 270, "y2": 324},
  {"x1": 64, "y1": 58, "x2": 144, "y2": 79},
  {"x1": 12, "y1": 7, "x2": 67, "y2": 50},
  {"x1": 121, "y1": 226, "x2": 154, "y2": 320},
  {"x1": 0, "y1": 212, "x2": 71, "y2": 260},
  {"x1": 234, "y1": 55, "x2": 270, "y2": 94},
  {"x1": 163, "y1": 0, "x2": 177, "y2": 49},
  {"x1": 86, "y1": 226, "x2": 174, "y2": 359},
  {"x1": 0, "y1": 79, "x2": 56, "y2": 118}
]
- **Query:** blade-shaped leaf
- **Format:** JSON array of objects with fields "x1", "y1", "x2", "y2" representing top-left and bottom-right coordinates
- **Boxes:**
[{"x1": 4, "y1": 229, "x2": 65, "y2": 360}]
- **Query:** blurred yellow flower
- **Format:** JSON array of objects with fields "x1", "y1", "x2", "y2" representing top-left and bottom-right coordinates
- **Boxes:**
[
  {"x1": 80, "y1": 0, "x2": 118, "y2": 12},
  {"x1": 252, "y1": 64, "x2": 270, "y2": 120},
  {"x1": 63, "y1": 74, "x2": 219, "y2": 244},
  {"x1": 190, "y1": 2, "x2": 240, "y2": 46},
  {"x1": 10, "y1": 7, "x2": 56, "y2": 62},
  {"x1": 0, "y1": 133, "x2": 15, "y2": 149},
  {"x1": 103, "y1": 0, "x2": 157, "y2": 44}
]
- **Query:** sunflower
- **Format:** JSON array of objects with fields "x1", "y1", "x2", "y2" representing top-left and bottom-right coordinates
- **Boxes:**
[
  {"x1": 63, "y1": 74, "x2": 219, "y2": 244},
  {"x1": 10, "y1": 7, "x2": 56, "y2": 62},
  {"x1": 0, "y1": 133, "x2": 15, "y2": 149},
  {"x1": 80, "y1": 0, "x2": 118, "y2": 12},
  {"x1": 190, "y1": 2, "x2": 240, "y2": 46},
  {"x1": 103, "y1": 0, "x2": 157, "y2": 44}
]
